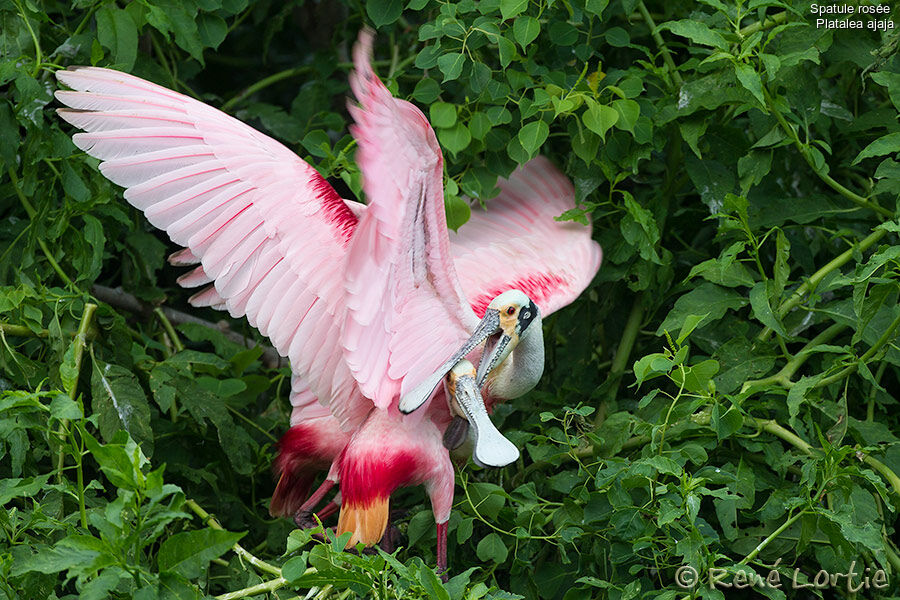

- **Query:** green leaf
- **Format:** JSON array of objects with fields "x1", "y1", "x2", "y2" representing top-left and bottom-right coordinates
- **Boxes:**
[
  {"x1": 476, "y1": 532, "x2": 509, "y2": 563},
  {"x1": 157, "y1": 528, "x2": 245, "y2": 578},
  {"x1": 500, "y1": 0, "x2": 527, "y2": 19},
  {"x1": 786, "y1": 375, "x2": 821, "y2": 429},
  {"x1": 438, "y1": 122, "x2": 471, "y2": 154},
  {"x1": 685, "y1": 155, "x2": 736, "y2": 212},
  {"x1": 659, "y1": 20, "x2": 729, "y2": 50},
  {"x1": 711, "y1": 405, "x2": 744, "y2": 441},
  {"x1": 50, "y1": 394, "x2": 83, "y2": 421},
  {"x1": 367, "y1": 0, "x2": 404, "y2": 27},
  {"x1": 513, "y1": 16, "x2": 540, "y2": 49},
  {"x1": 611, "y1": 99, "x2": 639, "y2": 133},
  {"x1": 59, "y1": 340, "x2": 79, "y2": 397},
  {"x1": 430, "y1": 102, "x2": 457, "y2": 128},
  {"x1": 656, "y1": 283, "x2": 747, "y2": 336},
  {"x1": 688, "y1": 248, "x2": 756, "y2": 289},
  {"x1": 714, "y1": 338, "x2": 775, "y2": 394},
  {"x1": 620, "y1": 192, "x2": 661, "y2": 263},
  {"x1": 282, "y1": 555, "x2": 309, "y2": 582},
  {"x1": 572, "y1": 127, "x2": 600, "y2": 163},
  {"x1": 91, "y1": 359, "x2": 154, "y2": 454},
  {"x1": 457, "y1": 517, "x2": 474, "y2": 543},
  {"x1": 437, "y1": 52, "x2": 466, "y2": 81},
  {"x1": 517, "y1": 120, "x2": 549, "y2": 157},
  {"x1": 749, "y1": 281, "x2": 787, "y2": 338},
  {"x1": 733, "y1": 62, "x2": 765, "y2": 106},
  {"x1": 418, "y1": 562, "x2": 451, "y2": 600},
  {"x1": 585, "y1": 0, "x2": 609, "y2": 17},
  {"x1": 80, "y1": 427, "x2": 147, "y2": 491},
  {"x1": 148, "y1": 0, "x2": 204, "y2": 63},
  {"x1": 870, "y1": 71, "x2": 900, "y2": 112},
  {"x1": 676, "y1": 314, "x2": 708, "y2": 345},
  {"x1": 737, "y1": 150, "x2": 772, "y2": 193},
  {"x1": 413, "y1": 77, "x2": 441, "y2": 103},
  {"x1": 548, "y1": 21, "x2": 578, "y2": 46},
  {"x1": 197, "y1": 14, "x2": 227, "y2": 50},
  {"x1": 95, "y1": 6, "x2": 138, "y2": 70},
  {"x1": 415, "y1": 44, "x2": 442, "y2": 69},
  {"x1": 80, "y1": 214, "x2": 106, "y2": 282},
  {"x1": 582, "y1": 100, "x2": 618, "y2": 140},
  {"x1": 671, "y1": 359, "x2": 719, "y2": 394},
  {"x1": 468, "y1": 112, "x2": 491, "y2": 140},
  {"x1": 444, "y1": 192, "x2": 471, "y2": 230},
  {"x1": 10, "y1": 542, "x2": 102, "y2": 577},
  {"x1": 853, "y1": 132, "x2": 900, "y2": 164}
]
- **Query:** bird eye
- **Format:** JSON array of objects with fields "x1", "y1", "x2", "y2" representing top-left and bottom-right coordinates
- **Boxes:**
[{"x1": 506, "y1": 306, "x2": 516, "y2": 315}]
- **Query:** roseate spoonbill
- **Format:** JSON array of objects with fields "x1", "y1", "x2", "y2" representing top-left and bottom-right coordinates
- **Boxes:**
[{"x1": 54, "y1": 29, "x2": 601, "y2": 574}]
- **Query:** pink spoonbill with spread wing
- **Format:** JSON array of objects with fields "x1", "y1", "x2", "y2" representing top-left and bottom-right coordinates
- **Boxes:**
[{"x1": 55, "y1": 30, "x2": 601, "y2": 574}]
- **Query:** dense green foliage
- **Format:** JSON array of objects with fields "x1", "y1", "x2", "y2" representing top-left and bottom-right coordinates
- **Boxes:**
[{"x1": 3, "y1": 0, "x2": 900, "y2": 598}]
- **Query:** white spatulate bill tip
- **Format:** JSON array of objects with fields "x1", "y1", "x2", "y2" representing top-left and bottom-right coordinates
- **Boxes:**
[{"x1": 473, "y1": 439, "x2": 519, "y2": 468}]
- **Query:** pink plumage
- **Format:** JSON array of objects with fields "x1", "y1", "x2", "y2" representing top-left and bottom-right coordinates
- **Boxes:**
[{"x1": 55, "y1": 29, "x2": 601, "y2": 575}]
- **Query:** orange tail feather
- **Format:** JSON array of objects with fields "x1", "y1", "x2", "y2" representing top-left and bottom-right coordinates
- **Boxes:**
[{"x1": 336, "y1": 497, "x2": 390, "y2": 547}]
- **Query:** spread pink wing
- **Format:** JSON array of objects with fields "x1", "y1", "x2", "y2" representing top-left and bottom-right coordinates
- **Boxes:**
[
  {"x1": 341, "y1": 31, "x2": 479, "y2": 409},
  {"x1": 451, "y1": 156, "x2": 602, "y2": 318},
  {"x1": 55, "y1": 66, "x2": 371, "y2": 431}
]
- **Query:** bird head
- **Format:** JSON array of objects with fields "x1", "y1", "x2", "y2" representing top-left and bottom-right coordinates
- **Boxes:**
[
  {"x1": 398, "y1": 289, "x2": 539, "y2": 414},
  {"x1": 476, "y1": 290, "x2": 541, "y2": 387}
]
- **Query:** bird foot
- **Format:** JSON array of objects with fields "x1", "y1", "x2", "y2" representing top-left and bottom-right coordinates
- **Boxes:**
[
  {"x1": 378, "y1": 522, "x2": 406, "y2": 553},
  {"x1": 293, "y1": 509, "x2": 318, "y2": 529},
  {"x1": 442, "y1": 416, "x2": 469, "y2": 450}
]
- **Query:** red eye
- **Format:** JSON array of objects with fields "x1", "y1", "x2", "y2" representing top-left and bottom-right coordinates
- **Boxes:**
[{"x1": 506, "y1": 306, "x2": 515, "y2": 315}]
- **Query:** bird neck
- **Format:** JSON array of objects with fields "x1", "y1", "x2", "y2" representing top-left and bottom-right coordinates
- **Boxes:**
[{"x1": 487, "y1": 318, "x2": 544, "y2": 400}]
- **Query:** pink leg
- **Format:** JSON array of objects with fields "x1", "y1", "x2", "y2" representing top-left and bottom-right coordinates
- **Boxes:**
[
  {"x1": 316, "y1": 500, "x2": 339, "y2": 521},
  {"x1": 436, "y1": 521, "x2": 448, "y2": 582},
  {"x1": 293, "y1": 479, "x2": 335, "y2": 528}
]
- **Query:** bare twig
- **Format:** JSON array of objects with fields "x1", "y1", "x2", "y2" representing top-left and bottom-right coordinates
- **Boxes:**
[{"x1": 90, "y1": 285, "x2": 284, "y2": 369}]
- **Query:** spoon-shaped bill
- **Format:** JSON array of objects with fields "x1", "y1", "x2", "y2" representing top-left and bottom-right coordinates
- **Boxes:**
[
  {"x1": 449, "y1": 361, "x2": 519, "y2": 468},
  {"x1": 398, "y1": 309, "x2": 501, "y2": 414},
  {"x1": 475, "y1": 331, "x2": 513, "y2": 388}
]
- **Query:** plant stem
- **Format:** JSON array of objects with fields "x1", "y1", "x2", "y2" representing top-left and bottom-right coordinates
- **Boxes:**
[
  {"x1": 867, "y1": 361, "x2": 887, "y2": 421},
  {"x1": 750, "y1": 417, "x2": 813, "y2": 454},
  {"x1": 15, "y1": 0, "x2": 42, "y2": 77},
  {"x1": 742, "y1": 323, "x2": 846, "y2": 393},
  {"x1": 216, "y1": 576, "x2": 288, "y2": 600},
  {"x1": 862, "y1": 454, "x2": 900, "y2": 496},
  {"x1": 739, "y1": 11, "x2": 788, "y2": 37},
  {"x1": 56, "y1": 303, "x2": 97, "y2": 483},
  {"x1": 227, "y1": 405, "x2": 278, "y2": 443},
  {"x1": 76, "y1": 428, "x2": 87, "y2": 528},
  {"x1": 153, "y1": 307, "x2": 183, "y2": 423},
  {"x1": 184, "y1": 499, "x2": 282, "y2": 577},
  {"x1": 740, "y1": 509, "x2": 805, "y2": 564},
  {"x1": 886, "y1": 542, "x2": 900, "y2": 573},
  {"x1": 8, "y1": 168, "x2": 76, "y2": 288},
  {"x1": 154, "y1": 307, "x2": 185, "y2": 353},
  {"x1": 222, "y1": 67, "x2": 312, "y2": 113},
  {"x1": 595, "y1": 295, "x2": 644, "y2": 427},
  {"x1": 0, "y1": 323, "x2": 50, "y2": 337},
  {"x1": 763, "y1": 88, "x2": 892, "y2": 219},
  {"x1": 814, "y1": 310, "x2": 900, "y2": 389},
  {"x1": 757, "y1": 228, "x2": 888, "y2": 341},
  {"x1": 636, "y1": 0, "x2": 684, "y2": 87}
]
